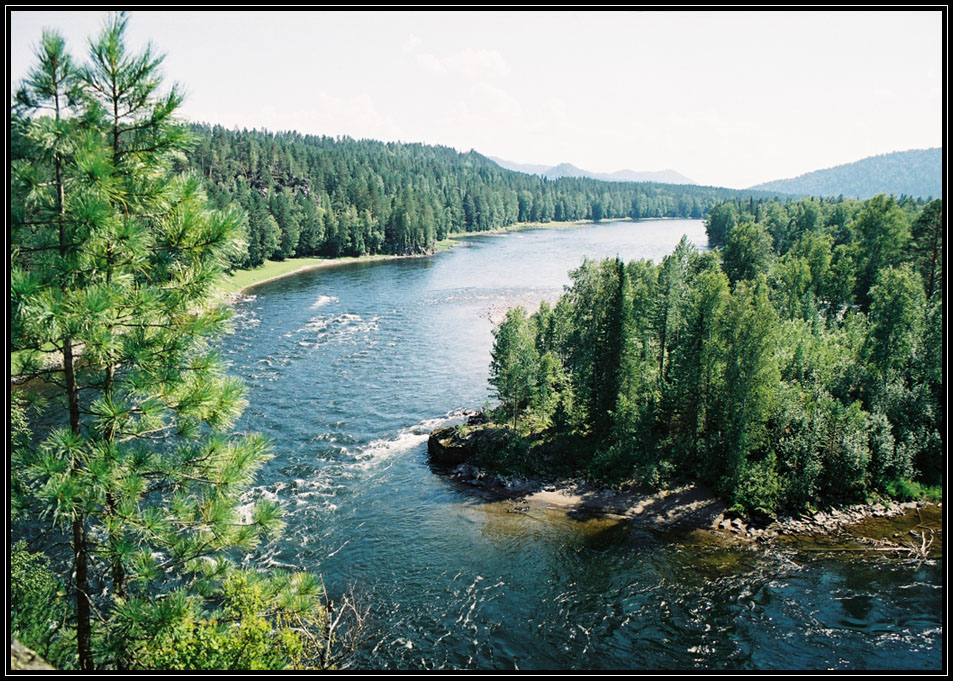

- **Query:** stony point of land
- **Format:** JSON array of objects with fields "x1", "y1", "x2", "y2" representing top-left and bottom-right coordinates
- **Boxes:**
[{"x1": 427, "y1": 419, "x2": 942, "y2": 556}]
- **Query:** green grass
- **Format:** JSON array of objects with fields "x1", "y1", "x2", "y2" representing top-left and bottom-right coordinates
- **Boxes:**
[
  {"x1": 216, "y1": 254, "x2": 418, "y2": 298},
  {"x1": 432, "y1": 237, "x2": 461, "y2": 252},
  {"x1": 217, "y1": 257, "x2": 339, "y2": 296},
  {"x1": 447, "y1": 218, "x2": 619, "y2": 240},
  {"x1": 885, "y1": 479, "x2": 943, "y2": 503}
]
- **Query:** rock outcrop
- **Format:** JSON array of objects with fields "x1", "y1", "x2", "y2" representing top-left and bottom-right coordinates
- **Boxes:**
[
  {"x1": 427, "y1": 412, "x2": 500, "y2": 466},
  {"x1": 10, "y1": 640, "x2": 53, "y2": 671},
  {"x1": 427, "y1": 426, "x2": 480, "y2": 465}
]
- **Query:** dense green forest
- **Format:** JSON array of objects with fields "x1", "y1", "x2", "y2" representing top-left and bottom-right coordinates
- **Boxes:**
[
  {"x1": 484, "y1": 194, "x2": 943, "y2": 515},
  {"x1": 748, "y1": 148, "x2": 942, "y2": 200},
  {"x1": 183, "y1": 123, "x2": 780, "y2": 267}
]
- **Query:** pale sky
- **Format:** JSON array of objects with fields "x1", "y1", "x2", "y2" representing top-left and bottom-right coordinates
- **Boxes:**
[{"x1": 9, "y1": 10, "x2": 944, "y2": 189}]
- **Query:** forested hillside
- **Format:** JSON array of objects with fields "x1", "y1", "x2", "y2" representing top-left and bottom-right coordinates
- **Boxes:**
[
  {"x1": 748, "y1": 148, "x2": 942, "y2": 200},
  {"x1": 184, "y1": 124, "x2": 775, "y2": 268},
  {"x1": 484, "y1": 194, "x2": 943, "y2": 515}
]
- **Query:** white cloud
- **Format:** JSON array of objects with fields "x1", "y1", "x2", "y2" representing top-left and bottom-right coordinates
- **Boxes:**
[
  {"x1": 534, "y1": 96, "x2": 572, "y2": 134},
  {"x1": 416, "y1": 52, "x2": 447, "y2": 74},
  {"x1": 215, "y1": 92, "x2": 405, "y2": 142},
  {"x1": 311, "y1": 92, "x2": 405, "y2": 140},
  {"x1": 402, "y1": 33, "x2": 421, "y2": 53},
  {"x1": 415, "y1": 48, "x2": 510, "y2": 79},
  {"x1": 467, "y1": 82, "x2": 521, "y2": 118},
  {"x1": 445, "y1": 48, "x2": 510, "y2": 79}
]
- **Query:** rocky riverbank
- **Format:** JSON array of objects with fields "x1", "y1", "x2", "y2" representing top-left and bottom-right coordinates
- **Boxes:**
[{"x1": 428, "y1": 418, "x2": 942, "y2": 556}]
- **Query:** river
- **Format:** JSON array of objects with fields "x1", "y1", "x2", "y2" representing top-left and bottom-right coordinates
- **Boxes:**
[{"x1": 225, "y1": 219, "x2": 942, "y2": 670}]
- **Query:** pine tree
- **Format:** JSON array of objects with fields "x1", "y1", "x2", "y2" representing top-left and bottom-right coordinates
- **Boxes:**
[
  {"x1": 11, "y1": 28, "x2": 94, "y2": 668},
  {"x1": 666, "y1": 268, "x2": 730, "y2": 479},
  {"x1": 722, "y1": 220, "x2": 775, "y2": 285},
  {"x1": 11, "y1": 15, "x2": 329, "y2": 669},
  {"x1": 908, "y1": 199, "x2": 943, "y2": 301}
]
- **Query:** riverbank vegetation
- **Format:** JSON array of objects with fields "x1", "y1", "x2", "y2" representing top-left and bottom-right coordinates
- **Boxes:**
[
  {"x1": 482, "y1": 195, "x2": 943, "y2": 516},
  {"x1": 10, "y1": 15, "x2": 363, "y2": 670}
]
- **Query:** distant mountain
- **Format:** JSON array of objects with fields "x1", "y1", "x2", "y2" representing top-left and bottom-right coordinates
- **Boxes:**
[
  {"x1": 487, "y1": 157, "x2": 555, "y2": 177},
  {"x1": 488, "y1": 156, "x2": 696, "y2": 185},
  {"x1": 748, "y1": 148, "x2": 942, "y2": 199}
]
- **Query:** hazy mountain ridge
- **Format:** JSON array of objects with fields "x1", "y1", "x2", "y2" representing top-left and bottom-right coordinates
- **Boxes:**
[
  {"x1": 489, "y1": 156, "x2": 696, "y2": 185},
  {"x1": 748, "y1": 148, "x2": 942, "y2": 199}
]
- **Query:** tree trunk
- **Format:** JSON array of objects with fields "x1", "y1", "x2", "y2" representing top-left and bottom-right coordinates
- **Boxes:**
[
  {"x1": 57, "y1": 91, "x2": 95, "y2": 670},
  {"x1": 73, "y1": 515, "x2": 93, "y2": 671}
]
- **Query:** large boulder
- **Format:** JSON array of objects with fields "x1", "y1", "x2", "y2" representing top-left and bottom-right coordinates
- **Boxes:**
[{"x1": 428, "y1": 426, "x2": 477, "y2": 466}]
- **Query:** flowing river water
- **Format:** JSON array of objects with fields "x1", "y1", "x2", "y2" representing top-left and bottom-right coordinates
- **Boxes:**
[{"x1": 223, "y1": 219, "x2": 941, "y2": 670}]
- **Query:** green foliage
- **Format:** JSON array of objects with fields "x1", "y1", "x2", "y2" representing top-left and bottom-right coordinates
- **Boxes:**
[
  {"x1": 183, "y1": 123, "x2": 777, "y2": 268},
  {"x1": 705, "y1": 202, "x2": 736, "y2": 247},
  {"x1": 10, "y1": 15, "x2": 349, "y2": 670},
  {"x1": 866, "y1": 410, "x2": 908, "y2": 492},
  {"x1": 562, "y1": 257, "x2": 634, "y2": 435},
  {"x1": 10, "y1": 541, "x2": 75, "y2": 669},
  {"x1": 489, "y1": 307, "x2": 539, "y2": 428},
  {"x1": 719, "y1": 277, "x2": 781, "y2": 494},
  {"x1": 908, "y1": 198, "x2": 943, "y2": 300},
  {"x1": 732, "y1": 452, "x2": 782, "y2": 516},
  {"x1": 127, "y1": 571, "x2": 327, "y2": 670},
  {"x1": 820, "y1": 400, "x2": 872, "y2": 503},
  {"x1": 486, "y1": 194, "x2": 942, "y2": 516},
  {"x1": 10, "y1": 394, "x2": 36, "y2": 522},
  {"x1": 722, "y1": 221, "x2": 775, "y2": 284},
  {"x1": 885, "y1": 479, "x2": 943, "y2": 503},
  {"x1": 661, "y1": 265, "x2": 729, "y2": 480},
  {"x1": 852, "y1": 194, "x2": 911, "y2": 308},
  {"x1": 864, "y1": 265, "x2": 926, "y2": 383},
  {"x1": 871, "y1": 380, "x2": 943, "y2": 486}
]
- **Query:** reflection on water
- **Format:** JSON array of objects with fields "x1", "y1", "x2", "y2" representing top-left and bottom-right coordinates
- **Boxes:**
[{"x1": 224, "y1": 220, "x2": 941, "y2": 670}]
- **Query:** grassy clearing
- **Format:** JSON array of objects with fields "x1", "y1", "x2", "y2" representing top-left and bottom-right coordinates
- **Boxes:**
[
  {"x1": 447, "y1": 218, "x2": 620, "y2": 240},
  {"x1": 215, "y1": 254, "x2": 409, "y2": 298},
  {"x1": 432, "y1": 237, "x2": 460, "y2": 252}
]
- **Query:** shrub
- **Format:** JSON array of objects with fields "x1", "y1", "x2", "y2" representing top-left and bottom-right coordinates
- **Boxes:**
[
  {"x1": 10, "y1": 542, "x2": 75, "y2": 669},
  {"x1": 733, "y1": 452, "x2": 782, "y2": 516}
]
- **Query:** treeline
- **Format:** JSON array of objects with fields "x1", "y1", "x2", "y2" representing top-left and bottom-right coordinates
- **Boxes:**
[
  {"x1": 488, "y1": 195, "x2": 943, "y2": 514},
  {"x1": 182, "y1": 123, "x2": 776, "y2": 267}
]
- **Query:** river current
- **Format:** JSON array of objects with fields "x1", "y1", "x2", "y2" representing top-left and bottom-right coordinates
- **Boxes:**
[{"x1": 225, "y1": 219, "x2": 942, "y2": 670}]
